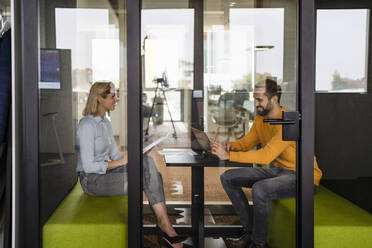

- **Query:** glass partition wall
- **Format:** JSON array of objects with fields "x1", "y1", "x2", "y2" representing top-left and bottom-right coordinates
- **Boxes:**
[
  {"x1": 203, "y1": 0, "x2": 298, "y2": 215},
  {"x1": 140, "y1": 1, "x2": 195, "y2": 246},
  {"x1": 315, "y1": 0, "x2": 372, "y2": 247},
  {"x1": 141, "y1": 0, "x2": 298, "y2": 247},
  {"x1": 12, "y1": 0, "x2": 319, "y2": 246},
  {"x1": 38, "y1": 0, "x2": 129, "y2": 246}
]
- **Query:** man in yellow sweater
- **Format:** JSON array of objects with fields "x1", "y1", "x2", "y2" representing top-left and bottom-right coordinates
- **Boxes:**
[{"x1": 211, "y1": 79, "x2": 322, "y2": 248}]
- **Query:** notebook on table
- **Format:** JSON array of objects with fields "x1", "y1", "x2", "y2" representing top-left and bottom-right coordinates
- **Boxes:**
[{"x1": 143, "y1": 132, "x2": 170, "y2": 154}]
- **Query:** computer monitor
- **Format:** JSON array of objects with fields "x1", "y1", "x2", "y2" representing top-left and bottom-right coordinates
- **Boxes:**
[{"x1": 39, "y1": 49, "x2": 61, "y2": 89}]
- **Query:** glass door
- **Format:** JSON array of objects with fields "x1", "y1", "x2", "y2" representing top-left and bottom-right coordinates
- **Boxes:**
[
  {"x1": 140, "y1": 1, "x2": 195, "y2": 247},
  {"x1": 136, "y1": 0, "x2": 318, "y2": 247},
  {"x1": 203, "y1": 0, "x2": 300, "y2": 248}
]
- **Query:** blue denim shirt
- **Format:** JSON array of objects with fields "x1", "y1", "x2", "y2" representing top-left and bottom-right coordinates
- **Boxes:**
[{"x1": 76, "y1": 115, "x2": 123, "y2": 174}]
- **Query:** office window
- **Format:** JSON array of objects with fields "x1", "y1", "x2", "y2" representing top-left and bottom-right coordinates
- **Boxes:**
[{"x1": 316, "y1": 9, "x2": 369, "y2": 93}]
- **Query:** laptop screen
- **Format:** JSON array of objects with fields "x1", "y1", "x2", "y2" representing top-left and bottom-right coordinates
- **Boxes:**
[{"x1": 191, "y1": 128, "x2": 211, "y2": 152}]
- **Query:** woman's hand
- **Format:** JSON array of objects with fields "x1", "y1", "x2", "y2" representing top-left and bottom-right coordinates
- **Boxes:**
[
  {"x1": 211, "y1": 141, "x2": 230, "y2": 160},
  {"x1": 107, "y1": 151, "x2": 128, "y2": 170},
  {"x1": 119, "y1": 151, "x2": 128, "y2": 165}
]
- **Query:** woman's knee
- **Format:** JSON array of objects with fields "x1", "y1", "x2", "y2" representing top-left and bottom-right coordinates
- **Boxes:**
[
  {"x1": 143, "y1": 155, "x2": 155, "y2": 164},
  {"x1": 143, "y1": 155, "x2": 157, "y2": 171}
]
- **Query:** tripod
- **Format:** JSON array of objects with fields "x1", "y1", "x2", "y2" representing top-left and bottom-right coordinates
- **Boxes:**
[{"x1": 144, "y1": 80, "x2": 177, "y2": 140}]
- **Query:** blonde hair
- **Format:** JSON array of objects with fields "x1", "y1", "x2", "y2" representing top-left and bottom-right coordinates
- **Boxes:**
[{"x1": 82, "y1": 81, "x2": 115, "y2": 116}]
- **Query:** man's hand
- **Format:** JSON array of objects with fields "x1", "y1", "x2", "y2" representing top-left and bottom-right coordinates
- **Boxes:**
[
  {"x1": 224, "y1": 142, "x2": 233, "y2": 151},
  {"x1": 211, "y1": 141, "x2": 230, "y2": 160}
]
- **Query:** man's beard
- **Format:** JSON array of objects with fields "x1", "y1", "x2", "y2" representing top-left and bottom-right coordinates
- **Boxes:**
[{"x1": 257, "y1": 102, "x2": 272, "y2": 116}]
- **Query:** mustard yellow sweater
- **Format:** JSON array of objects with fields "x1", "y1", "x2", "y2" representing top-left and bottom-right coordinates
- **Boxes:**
[{"x1": 229, "y1": 107, "x2": 322, "y2": 186}]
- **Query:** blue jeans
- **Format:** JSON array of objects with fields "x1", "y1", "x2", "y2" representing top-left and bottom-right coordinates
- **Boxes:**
[{"x1": 221, "y1": 166, "x2": 300, "y2": 246}]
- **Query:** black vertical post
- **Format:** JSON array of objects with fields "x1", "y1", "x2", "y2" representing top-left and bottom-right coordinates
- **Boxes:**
[
  {"x1": 13, "y1": 0, "x2": 40, "y2": 247},
  {"x1": 191, "y1": 167, "x2": 204, "y2": 247},
  {"x1": 190, "y1": 0, "x2": 204, "y2": 130},
  {"x1": 190, "y1": 0, "x2": 204, "y2": 247},
  {"x1": 127, "y1": 0, "x2": 143, "y2": 247},
  {"x1": 297, "y1": 0, "x2": 315, "y2": 247}
]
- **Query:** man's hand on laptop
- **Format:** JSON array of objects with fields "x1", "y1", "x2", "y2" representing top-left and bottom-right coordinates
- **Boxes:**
[
  {"x1": 211, "y1": 142, "x2": 229, "y2": 160},
  {"x1": 224, "y1": 142, "x2": 233, "y2": 151}
]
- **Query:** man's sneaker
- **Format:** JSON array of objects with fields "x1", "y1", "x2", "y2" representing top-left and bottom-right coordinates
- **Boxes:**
[
  {"x1": 224, "y1": 233, "x2": 252, "y2": 248},
  {"x1": 248, "y1": 242, "x2": 269, "y2": 248}
]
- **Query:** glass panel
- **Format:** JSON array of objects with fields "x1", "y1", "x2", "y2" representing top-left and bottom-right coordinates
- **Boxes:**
[
  {"x1": 140, "y1": 0, "x2": 302, "y2": 247},
  {"x1": 204, "y1": 0, "x2": 298, "y2": 247},
  {"x1": 316, "y1": 9, "x2": 369, "y2": 93},
  {"x1": 315, "y1": 5, "x2": 372, "y2": 247},
  {"x1": 141, "y1": 1, "x2": 194, "y2": 247},
  {"x1": 38, "y1": 0, "x2": 128, "y2": 246}
]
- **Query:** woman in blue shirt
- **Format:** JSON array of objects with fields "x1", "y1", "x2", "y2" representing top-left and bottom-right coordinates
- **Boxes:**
[{"x1": 76, "y1": 82, "x2": 187, "y2": 248}]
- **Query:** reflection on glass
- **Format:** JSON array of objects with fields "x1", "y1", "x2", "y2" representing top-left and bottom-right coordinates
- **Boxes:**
[
  {"x1": 142, "y1": 9, "x2": 194, "y2": 89},
  {"x1": 316, "y1": 9, "x2": 369, "y2": 92},
  {"x1": 204, "y1": 7, "x2": 287, "y2": 135},
  {"x1": 55, "y1": 8, "x2": 121, "y2": 122},
  {"x1": 203, "y1": 0, "x2": 298, "y2": 247}
]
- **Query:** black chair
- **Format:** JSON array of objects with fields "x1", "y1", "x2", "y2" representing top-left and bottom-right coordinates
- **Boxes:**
[{"x1": 210, "y1": 91, "x2": 251, "y2": 140}]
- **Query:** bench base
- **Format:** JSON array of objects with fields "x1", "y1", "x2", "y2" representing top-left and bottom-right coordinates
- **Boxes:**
[
  {"x1": 267, "y1": 186, "x2": 372, "y2": 248},
  {"x1": 43, "y1": 183, "x2": 128, "y2": 248}
]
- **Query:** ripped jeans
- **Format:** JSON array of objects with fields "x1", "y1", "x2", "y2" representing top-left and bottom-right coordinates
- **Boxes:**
[{"x1": 79, "y1": 155, "x2": 165, "y2": 205}]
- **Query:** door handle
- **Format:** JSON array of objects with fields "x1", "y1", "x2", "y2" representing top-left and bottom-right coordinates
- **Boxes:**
[
  {"x1": 263, "y1": 119, "x2": 296, "y2": 125},
  {"x1": 263, "y1": 111, "x2": 300, "y2": 141}
]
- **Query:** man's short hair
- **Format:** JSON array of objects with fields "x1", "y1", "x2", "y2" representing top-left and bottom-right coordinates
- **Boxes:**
[{"x1": 254, "y1": 78, "x2": 282, "y2": 103}]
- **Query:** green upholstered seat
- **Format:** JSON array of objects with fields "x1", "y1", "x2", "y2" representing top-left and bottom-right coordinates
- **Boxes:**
[
  {"x1": 43, "y1": 182, "x2": 128, "y2": 248},
  {"x1": 267, "y1": 186, "x2": 372, "y2": 248}
]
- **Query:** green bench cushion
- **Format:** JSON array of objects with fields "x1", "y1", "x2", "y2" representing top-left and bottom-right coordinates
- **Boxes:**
[
  {"x1": 43, "y1": 182, "x2": 128, "y2": 248},
  {"x1": 267, "y1": 186, "x2": 372, "y2": 248}
]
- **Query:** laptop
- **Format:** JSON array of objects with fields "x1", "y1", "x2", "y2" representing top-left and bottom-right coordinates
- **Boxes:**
[{"x1": 191, "y1": 127, "x2": 220, "y2": 161}]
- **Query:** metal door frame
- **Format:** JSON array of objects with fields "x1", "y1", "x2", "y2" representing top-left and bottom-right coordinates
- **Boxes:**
[{"x1": 127, "y1": 0, "x2": 316, "y2": 247}]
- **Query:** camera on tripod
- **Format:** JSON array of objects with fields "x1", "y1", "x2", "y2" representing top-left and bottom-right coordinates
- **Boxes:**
[
  {"x1": 144, "y1": 70, "x2": 178, "y2": 140},
  {"x1": 153, "y1": 71, "x2": 169, "y2": 88}
]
